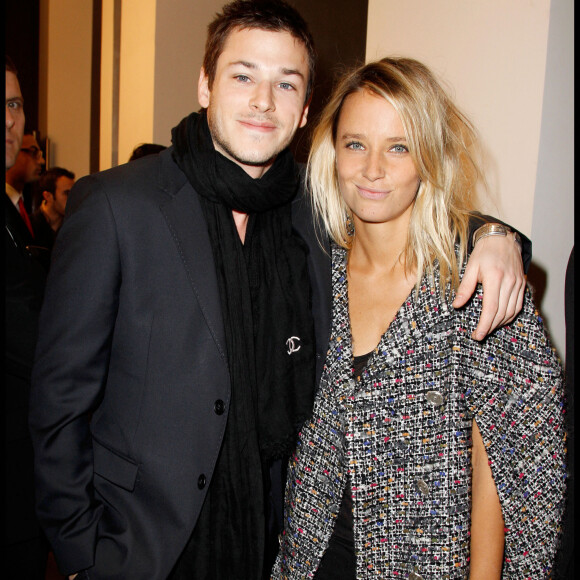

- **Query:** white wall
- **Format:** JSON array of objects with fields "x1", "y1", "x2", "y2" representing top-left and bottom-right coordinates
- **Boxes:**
[
  {"x1": 99, "y1": 0, "x2": 115, "y2": 171},
  {"x1": 45, "y1": 0, "x2": 222, "y2": 173},
  {"x1": 102, "y1": 0, "x2": 222, "y2": 160},
  {"x1": 100, "y1": 0, "x2": 157, "y2": 168},
  {"x1": 152, "y1": 0, "x2": 220, "y2": 145},
  {"x1": 366, "y1": 0, "x2": 550, "y2": 236},
  {"x1": 118, "y1": 0, "x2": 157, "y2": 164},
  {"x1": 41, "y1": 0, "x2": 93, "y2": 179},
  {"x1": 366, "y1": 0, "x2": 571, "y2": 362},
  {"x1": 529, "y1": 0, "x2": 574, "y2": 362}
]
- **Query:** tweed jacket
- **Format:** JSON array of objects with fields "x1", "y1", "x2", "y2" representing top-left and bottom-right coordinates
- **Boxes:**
[{"x1": 274, "y1": 244, "x2": 565, "y2": 579}]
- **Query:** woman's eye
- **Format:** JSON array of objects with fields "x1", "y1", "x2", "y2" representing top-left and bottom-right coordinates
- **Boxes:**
[
  {"x1": 391, "y1": 144, "x2": 409, "y2": 153},
  {"x1": 346, "y1": 141, "x2": 364, "y2": 151}
]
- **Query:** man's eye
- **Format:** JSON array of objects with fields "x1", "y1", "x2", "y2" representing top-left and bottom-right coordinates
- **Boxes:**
[
  {"x1": 234, "y1": 75, "x2": 251, "y2": 82},
  {"x1": 279, "y1": 82, "x2": 295, "y2": 91}
]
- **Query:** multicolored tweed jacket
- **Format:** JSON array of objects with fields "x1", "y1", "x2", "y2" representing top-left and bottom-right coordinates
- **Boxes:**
[{"x1": 273, "y1": 244, "x2": 566, "y2": 579}]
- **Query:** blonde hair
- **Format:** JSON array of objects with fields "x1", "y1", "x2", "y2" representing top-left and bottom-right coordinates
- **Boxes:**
[{"x1": 307, "y1": 57, "x2": 483, "y2": 293}]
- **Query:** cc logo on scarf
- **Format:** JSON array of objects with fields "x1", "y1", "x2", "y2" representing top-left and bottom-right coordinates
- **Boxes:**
[{"x1": 286, "y1": 336, "x2": 301, "y2": 355}]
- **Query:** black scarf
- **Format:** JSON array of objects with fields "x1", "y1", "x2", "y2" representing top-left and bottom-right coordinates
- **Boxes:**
[{"x1": 169, "y1": 111, "x2": 315, "y2": 579}]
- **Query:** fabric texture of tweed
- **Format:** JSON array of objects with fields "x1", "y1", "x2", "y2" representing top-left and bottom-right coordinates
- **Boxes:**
[{"x1": 273, "y1": 244, "x2": 566, "y2": 579}]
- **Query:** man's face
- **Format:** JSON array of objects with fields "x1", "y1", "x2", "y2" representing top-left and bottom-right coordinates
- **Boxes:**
[
  {"x1": 14, "y1": 134, "x2": 45, "y2": 182},
  {"x1": 50, "y1": 175, "x2": 74, "y2": 217},
  {"x1": 6, "y1": 70, "x2": 25, "y2": 169},
  {"x1": 198, "y1": 28, "x2": 310, "y2": 179}
]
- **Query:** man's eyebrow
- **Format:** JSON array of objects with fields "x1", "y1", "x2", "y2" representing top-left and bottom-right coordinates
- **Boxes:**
[
  {"x1": 6, "y1": 96, "x2": 24, "y2": 103},
  {"x1": 230, "y1": 60, "x2": 256, "y2": 70},
  {"x1": 281, "y1": 68, "x2": 305, "y2": 80},
  {"x1": 229, "y1": 60, "x2": 305, "y2": 79}
]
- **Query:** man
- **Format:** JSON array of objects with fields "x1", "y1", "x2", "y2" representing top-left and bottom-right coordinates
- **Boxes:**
[
  {"x1": 6, "y1": 59, "x2": 24, "y2": 169},
  {"x1": 128, "y1": 142, "x2": 167, "y2": 162},
  {"x1": 30, "y1": 166, "x2": 75, "y2": 252},
  {"x1": 5, "y1": 57, "x2": 49, "y2": 578},
  {"x1": 6, "y1": 132, "x2": 46, "y2": 216},
  {"x1": 29, "y1": 2, "x2": 529, "y2": 579}
]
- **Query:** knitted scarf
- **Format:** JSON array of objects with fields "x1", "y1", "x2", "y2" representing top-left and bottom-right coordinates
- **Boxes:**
[{"x1": 169, "y1": 110, "x2": 315, "y2": 579}]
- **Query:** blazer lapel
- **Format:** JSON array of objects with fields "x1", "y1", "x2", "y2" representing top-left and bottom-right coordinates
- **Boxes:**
[
  {"x1": 5, "y1": 193, "x2": 34, "y2": 248},
  {"x1": 291, "y1": 191, "x2": 332, "y2": 384},
  {"x1": 374, "y1": 267, "x2": 455, "y2": 370},
  {"x1": 157, "y1": 152, "x2": 228, "y2": 364}
]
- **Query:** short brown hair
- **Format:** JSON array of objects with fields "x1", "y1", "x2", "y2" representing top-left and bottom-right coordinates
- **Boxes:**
[
  {"x1": 39, "y1": 167, "x2": 75, "y2": 196},
  {"x1": 6, "y1": 55, "x2": 18, "y2": 75},
  {"x1": 203, "y1": 0, "x2": 316, "y2": 104}
]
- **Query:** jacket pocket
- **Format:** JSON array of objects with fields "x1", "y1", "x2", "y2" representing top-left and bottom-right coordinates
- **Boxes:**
[{"x1": 93, "y1": 438, "x2": 139, "y2": 491}]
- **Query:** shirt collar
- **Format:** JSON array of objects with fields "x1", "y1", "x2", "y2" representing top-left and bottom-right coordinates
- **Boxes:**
[{"x1": 5, "y1": 183, "x2": 22, "y2": 207}]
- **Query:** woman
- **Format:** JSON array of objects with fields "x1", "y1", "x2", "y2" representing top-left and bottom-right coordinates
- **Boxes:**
[{"x1": 273, "y1": 58, "x2": 565, "y2": 579}]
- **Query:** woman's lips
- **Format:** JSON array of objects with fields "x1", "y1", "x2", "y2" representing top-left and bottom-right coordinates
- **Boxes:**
[{"x1": 356, "y1": 185, "x2": 391, "y2": 200}]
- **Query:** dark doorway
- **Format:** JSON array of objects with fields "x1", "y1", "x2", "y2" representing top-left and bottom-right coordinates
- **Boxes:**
[{"x1": 289, "y1": 0, "x2": 369, "y2": 163}]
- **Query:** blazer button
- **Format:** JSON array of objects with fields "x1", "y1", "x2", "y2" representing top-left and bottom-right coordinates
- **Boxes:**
[
  {"x1": 214, "y1": 399, "x2": 225, "y2": 415},
  {"x1": 329, "y1": 503, "x2": 340, "y2": 515},
  {"x1": 416, "y1": 479, "x2": 430, "y2": 495},
  {"x1": 198, "y1": 474, "x2": 206, "y2": 489},
  {"x1": 426, "y1": 390, "x2": 444, "y2": 406}
]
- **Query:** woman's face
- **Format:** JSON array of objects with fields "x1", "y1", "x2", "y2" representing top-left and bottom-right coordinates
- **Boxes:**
[{"x1": 335, "y1": 90, "x2": 420, "y2": 228}]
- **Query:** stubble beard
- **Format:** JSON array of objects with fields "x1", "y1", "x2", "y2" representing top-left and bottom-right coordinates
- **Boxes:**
[{"x1": 206, "y1": 110, "x2": 290, "y2": 169}]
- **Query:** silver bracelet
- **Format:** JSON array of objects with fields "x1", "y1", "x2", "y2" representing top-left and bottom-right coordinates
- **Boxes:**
[{"x1": 472, "y1": 223, "x2": 522, "y2": 249}]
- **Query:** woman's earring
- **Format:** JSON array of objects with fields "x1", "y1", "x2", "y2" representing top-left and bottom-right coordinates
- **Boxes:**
[{"x1": 346, "y1": 213, "x2": 355, "y2": 236}]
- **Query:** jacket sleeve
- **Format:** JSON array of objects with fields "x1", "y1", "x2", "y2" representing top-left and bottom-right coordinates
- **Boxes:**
[
  {"x1": 29, "y1": 174, "x2": 121, "y2": 575},
  {"x1": 456, "y1": 284, "x2": 566, "y2": 577}
]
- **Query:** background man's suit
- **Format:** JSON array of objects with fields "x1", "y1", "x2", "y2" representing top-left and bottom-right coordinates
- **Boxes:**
[{"x1": 5, "y1": 192, "x2": 49, "y2": 576}]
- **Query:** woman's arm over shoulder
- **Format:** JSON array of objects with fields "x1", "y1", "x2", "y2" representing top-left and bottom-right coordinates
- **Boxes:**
[{"x1": 455, "y1": 284, "x2": 566, "y2": 577}]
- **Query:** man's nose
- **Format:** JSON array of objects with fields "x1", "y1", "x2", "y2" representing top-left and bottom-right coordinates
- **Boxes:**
[{"x1": 250, "y1": 81, "x2": 275, "y2": 113}]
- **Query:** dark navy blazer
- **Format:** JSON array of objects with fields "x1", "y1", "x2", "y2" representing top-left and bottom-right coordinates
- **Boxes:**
[{"x1": 30, "y1": 149, "x2": 233, "y2": 578}]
